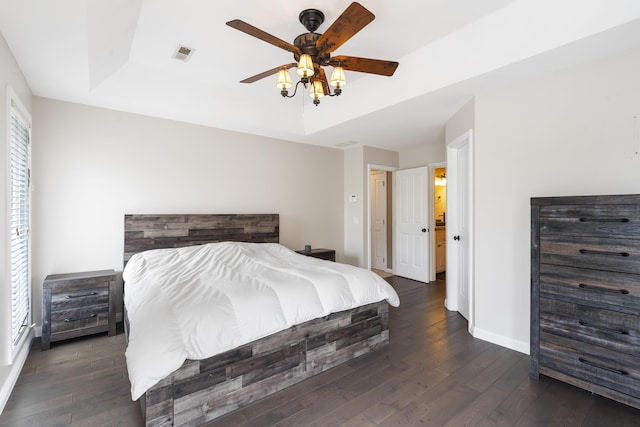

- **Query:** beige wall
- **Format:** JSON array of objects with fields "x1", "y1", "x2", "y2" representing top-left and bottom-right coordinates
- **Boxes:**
[
  {"x1": 471, "y1": 46, "x2": 640, "y2": 352},
  {"x1": 0, "y1": 31, "x2": 33, "y2": 405},
  {"x1": 31, "y1": 98, "x2": 345, "y2": 328},
  {"x1": 445, "y1": 98, "x2": 475, "y2": 144},
  {"x1": 398, "y1": 141, "x2": 446, "y2": 169},
  {"x1": 343, "y1": 146, "x2": 398, "y2": 267}
]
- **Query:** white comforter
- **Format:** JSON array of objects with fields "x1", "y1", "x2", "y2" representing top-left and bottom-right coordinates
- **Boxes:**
[{"x1": 123, "y1": 242, "x2": 400, "y2": 400}]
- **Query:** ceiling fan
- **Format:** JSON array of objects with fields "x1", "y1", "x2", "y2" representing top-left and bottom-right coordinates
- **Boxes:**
[{"x1": 226, "y1": 2, "x2": 399, "y2": 106}]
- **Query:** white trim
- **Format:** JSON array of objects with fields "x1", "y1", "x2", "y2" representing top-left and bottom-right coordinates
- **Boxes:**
[
  {"x1": 445, "y1": 129, "x2": 475, "y2": 335},
  {"x1": 7, "y1": 86, "x2": 31, "y2": 125},
  {"x1": 0, "y1": 330, "x2": 33, "y2": 414},
  {"x1": 366, "y1": 164, "x2": 397, "y2": 272},
  {"x1": 6, "y1": 85, "x2": 33, "y2": 364},
  {"x1": 472, "y1": 326, "x2": 529, "y2": 355}
]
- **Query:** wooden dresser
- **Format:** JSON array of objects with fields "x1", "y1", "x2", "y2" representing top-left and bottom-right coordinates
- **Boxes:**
[
  {"x1": 530, "y1": 194, "x2": 640, "y2": 409},
  {"x1": 42, "y1": 269, "x2": 117, "y2": 350}
]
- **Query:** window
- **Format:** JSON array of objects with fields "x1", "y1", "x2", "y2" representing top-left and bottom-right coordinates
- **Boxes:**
[{"x1": 9, "y1": 98, "x2": 31, "y2": 347}]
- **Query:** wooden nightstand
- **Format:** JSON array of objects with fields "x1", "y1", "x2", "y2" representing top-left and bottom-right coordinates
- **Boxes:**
[
  {"x1": 295, "y1": 248, "x2": 336, "y2": 262},
  {"x1": 41, "y1": 269, "x2": 117, "y2": 350}
]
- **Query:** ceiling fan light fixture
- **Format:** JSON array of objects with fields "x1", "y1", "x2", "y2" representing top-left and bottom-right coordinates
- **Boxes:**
[
  {"x1": 296, "y1": 54, "x2": 314, "y2": 78},
  {"x1": 329, "y1": 66, "x2": 346, "y2": 88},
  {"x1": 309, "y1": 80, "x2": 324, "y2": 106},
  {"x1": 276, "y1": 69, "x2": 292, "y2": 89},
  {"x1": 276, "y1": 69, "x2": 293, "y2": 97}
]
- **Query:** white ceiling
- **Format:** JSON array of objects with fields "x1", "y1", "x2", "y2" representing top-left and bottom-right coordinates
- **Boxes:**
[{"x1": 1, "y1": 0, "x2": 640, "y2": 151}]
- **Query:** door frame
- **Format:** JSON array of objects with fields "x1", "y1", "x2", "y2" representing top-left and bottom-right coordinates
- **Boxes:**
[
  {"x1": 367, "y1": 164, "x2": 397, "y2": 272},
  {"x1": 445, "y1": 129, "x2": 475, "y2": 334}
]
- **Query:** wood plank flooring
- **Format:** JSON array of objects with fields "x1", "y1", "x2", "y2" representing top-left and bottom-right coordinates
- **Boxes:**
[{"x1": 2, "y1": 276, "x2": 639, "y2": 426}]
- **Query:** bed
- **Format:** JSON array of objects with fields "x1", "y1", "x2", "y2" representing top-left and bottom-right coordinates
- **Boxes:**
[{"x1": 122, "y1": 214, "x2": 399, "y2": 426}]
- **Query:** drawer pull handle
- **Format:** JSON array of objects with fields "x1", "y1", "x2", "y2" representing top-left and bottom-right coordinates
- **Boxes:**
[
  {"x1": 578, "y1": 283, "x2": 629, "y2": 295},
  {"x1": 578, "y1": 320, "x2": 628, "y2": 335},
  {"x1": 578, "y1": 357, "x2": 628, "y2": 375},
  {"x1": 65, "y1": 292, "x2": 98, "y2": 299},
  {"x1": 64, "y1": 314, "x2": 97, "y2": 322},
  {"x1": 579, "y1": 249, "x2": 629, "y2": 257},
  {"x1": 579, "y1": 217, "x2": 630, "y2": 223}
]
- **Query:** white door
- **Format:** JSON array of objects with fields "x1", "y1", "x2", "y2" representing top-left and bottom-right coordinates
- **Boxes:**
[
  {"x1": 394, "y1": 167, "x2": 429, "y2": 282},
  {"x1": 446, "y1": 130, "x2": 473, "y2": 323},
  {"x1": 370, "y1": 170, "x2": 387, "y2": 270}
]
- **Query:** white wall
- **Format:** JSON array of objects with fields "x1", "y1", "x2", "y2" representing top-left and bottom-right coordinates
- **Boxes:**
[
  {"x1": 0, "y1": 31, "x2": 33, "y2": 409},
  {"x1": 472, "y1": 46, "x2": 640, "y2": 352},
  {"x1": 31, "y1": 98, "x2": 345, "y2": 328}
]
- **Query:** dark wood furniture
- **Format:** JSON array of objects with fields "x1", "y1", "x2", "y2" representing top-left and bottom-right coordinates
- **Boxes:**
[
  {"x1": 123, "y1": 214, "x2": 390, "y2": 426},
  {"x1": 123, "y1": 213, "x2": 280, "y2": 266},
  {"x1": 531, "y1": 194, "x2": 640, "y2": 410},
  {"x1": 41, "y1": 269, "x2": 116, "y2": 350},
  {"x1": 295, "y1": 248, "x2": 336, "y2": 261}
]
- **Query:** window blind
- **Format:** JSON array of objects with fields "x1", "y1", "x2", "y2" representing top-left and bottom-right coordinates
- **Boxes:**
[{"x1": 10, "y1": 108, "x2": 31, "y2": 346}]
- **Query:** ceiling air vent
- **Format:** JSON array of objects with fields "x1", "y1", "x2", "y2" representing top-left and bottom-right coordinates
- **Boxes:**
[
  {"x1": 174, "y1": 45, "x2": 195, "y2": 62},
  {"x1": 335, "y1": 141, "x2": 358, "y2": 148}
]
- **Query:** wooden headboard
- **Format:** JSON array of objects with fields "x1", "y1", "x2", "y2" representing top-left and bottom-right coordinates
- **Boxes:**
[{"x1": 123, "y1": 214, "x2": 279, "y2": 267}]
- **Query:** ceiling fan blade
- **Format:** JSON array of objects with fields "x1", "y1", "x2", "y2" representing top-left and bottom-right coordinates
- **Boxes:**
[
  {"x1": 240, "y1": 63, "x2": 297, "y2": 83},
  {"x1": 330, "y1": 56, "x2": 398, "y2": 76},
  {"x1": 227, "y1": 20, "x2": 301, "y2": 56},
  {"x1": 315, "y1": 2, "x2": 375, "y2": 54}
]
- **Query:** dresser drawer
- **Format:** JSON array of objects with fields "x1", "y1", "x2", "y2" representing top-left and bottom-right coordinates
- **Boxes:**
[
  {"x1": 540, "y1": 264, "x2": 640, "y2": 314},
  {"x1": 540, "y1": 297, "x2": 640, "y2": 355},
  {"x1": 540, "y1": 234, "x2": 640, "y2": 274},
  {"x1": 540, "y1": 204, "x2": 640, "y2": 239},
  {"x1": 50, "y1": 287, "x2": 110, "y2": 334},
  {"x1": 540, "y1": 331, "x2": 640, "y2": 399}
]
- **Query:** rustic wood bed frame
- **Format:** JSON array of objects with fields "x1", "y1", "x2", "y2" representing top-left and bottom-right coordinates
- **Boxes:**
[{"x1": 123, "y1": 214, "x2": 390, "y2": 426}]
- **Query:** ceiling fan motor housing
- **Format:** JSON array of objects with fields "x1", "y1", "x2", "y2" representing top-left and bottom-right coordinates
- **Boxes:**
[
  {"x1": 299, "y1": 9, "x2": 324, "y2": 32},
  {"x1": 293, "y1": 33, "x2": 328, "y2": 64}
]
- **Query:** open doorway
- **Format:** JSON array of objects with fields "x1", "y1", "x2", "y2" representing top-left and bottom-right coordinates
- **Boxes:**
[
  {"x1": 434, "y1": 167, "x2": 447, "y2": 281},
  {"x1": 369, "y1": 168, "x2": 393, "y2": 278}
]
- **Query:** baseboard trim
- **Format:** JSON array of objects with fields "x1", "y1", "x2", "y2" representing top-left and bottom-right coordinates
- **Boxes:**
[
  {"x1": 0, "y1": 329, "x2": 34, "y2": 414},
  {"x1": 472, "y1": 326, "x2": 529, "y2": 355}
]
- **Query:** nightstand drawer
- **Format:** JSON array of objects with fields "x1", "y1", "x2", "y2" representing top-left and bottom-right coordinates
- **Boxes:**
[
  {"x1": 50, "y1": 287, "x2": 110, "y2": 334},
  {"x1": 51, "y1": 287, "x2": 109, "y2": 310}
]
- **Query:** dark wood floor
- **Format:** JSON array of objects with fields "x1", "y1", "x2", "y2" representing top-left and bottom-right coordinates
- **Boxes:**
[{"x1": 2, "y1": 276, "x2": 639, "y2": 426}]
